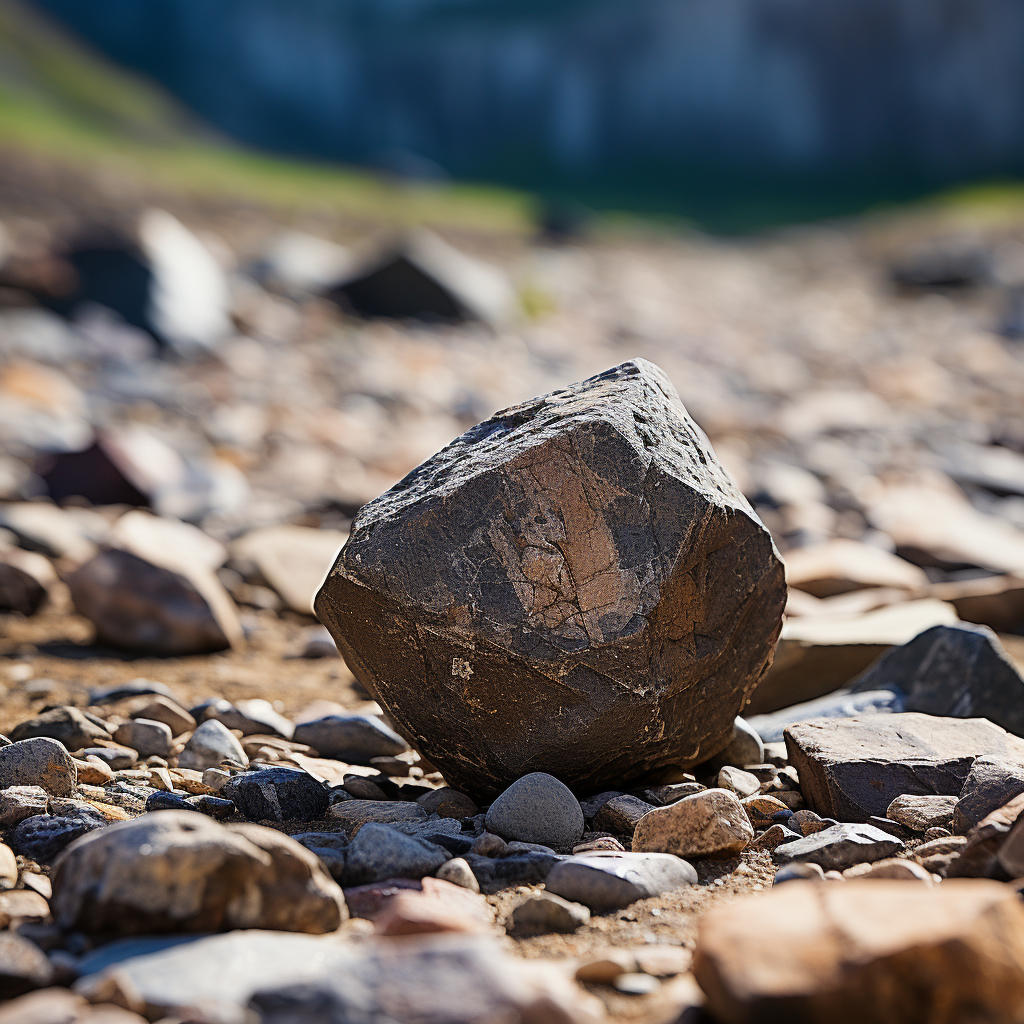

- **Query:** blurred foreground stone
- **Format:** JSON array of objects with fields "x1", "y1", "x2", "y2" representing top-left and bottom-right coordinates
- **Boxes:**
[
  {"x1": 316, "y1": 359, "x2": 785, "y2": 797},
  {"x1": 694, "y1": 880, "x2": 1024, "y2": 1024}
]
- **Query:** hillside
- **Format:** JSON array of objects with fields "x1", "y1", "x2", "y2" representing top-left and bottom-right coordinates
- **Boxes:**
[{"x1": 0, "y1": 0, "x2": 532, "y2": 234}]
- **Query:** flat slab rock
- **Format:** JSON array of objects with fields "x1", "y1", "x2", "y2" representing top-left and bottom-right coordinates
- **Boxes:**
[
  {"x1": 772, "y1": 823, "x2": 904, "y2": 872},
  {"x1": 545, "y1": 851, "x2": 697, "y2": 912},
  {"x1": 694, "y1": 880, "x2": 1024, "y2": 1024},
  {"x1": 315, "y1": 359, "x2": 785, "y2": 798},
  {"x1": 785, "y1": 713, "x2": 1024, "y2": 822},
  {"x1": 74, "y1": 930, "x2": 601, "y2": 1024}
]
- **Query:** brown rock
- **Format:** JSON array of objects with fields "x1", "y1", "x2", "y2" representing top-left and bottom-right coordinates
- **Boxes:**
[
  {"x1": 67, "y1": 549, "x2": 234, "y2": 656},
  {"x1": 374, "y1": 878, "x2": 492, "y2": 936},
  {"x1": 0, "y1": 889, "x2": 50, "y2": 925},
  {"x1": 128, "y1": 696, "x2": 196, "y2": 738},
  {"x1": 0, "y1": 842, "x2": 16, "y2": 888},
  {"x1": 314, "y1": 359, "x2": 785, "y2": 798},
  {"x1": 841, "y1": 858, "x2": 934, "y2": 884},
  {"x1": 785, "y1": 713, "x2": 1024, "y2": 822},
  {"x1": 941, "y1": 793, "x2": 1024, "y2": 878},
  {"x1": 0, "y1": 990, "x2": 148, "y2": 1024},
  {"x1": 50, "y1": 810, "x2": 346, "y2": 934},
  {"x1": 694, "y1": 880, "x2": 1024, "y2": 1024},
  {"x1": 593, "y1": 794, "x2": 656, "y2": 835},
  {"x1": 633, "y1": 788, "x2": 753, "y2": 859},
  {"x1": 415, "y1": 787, "x2": 479, "y2": 819},
  {"x1": 0, "y1": 934, "x2": 53, "y2": 998}
]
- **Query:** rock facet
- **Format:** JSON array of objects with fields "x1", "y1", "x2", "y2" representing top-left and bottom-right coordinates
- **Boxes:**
[{"x1": 633, "y1": 788, "x2": 753, "y2": 859}]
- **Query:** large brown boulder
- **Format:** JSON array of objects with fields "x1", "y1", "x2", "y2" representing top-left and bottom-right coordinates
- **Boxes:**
[{"x1": 316, "y1": 359, "x2": 785, "y2": 797}]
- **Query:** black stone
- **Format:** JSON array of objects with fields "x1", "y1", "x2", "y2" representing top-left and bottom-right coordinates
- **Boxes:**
[
  {"x1": 10, "y1": 813, "x2": 104, "y2": 864},
  {"x1": 221, "y1": 767, "x2": 329, "y2": 822}
]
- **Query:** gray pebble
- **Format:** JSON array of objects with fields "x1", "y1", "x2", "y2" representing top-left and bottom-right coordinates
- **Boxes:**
[{"x1": 484, "y1": 773, "x2": 584, "y2": 850}]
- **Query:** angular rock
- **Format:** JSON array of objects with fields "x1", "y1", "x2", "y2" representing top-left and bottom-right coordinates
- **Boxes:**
[
  {"x1": 341, "y1": 822, "x2": 448, "y2": 886},
  {"x1": 485, "y1": 773, "x2": 584, "y2": 850},
  {"x1": 221, "y1": 767, "x2": 329, "y2": 822},
  {"x1": 954, "y1": 756, "x2": 1024, "y2": 834},
  {"x1": 717, "y1": 766, "x2": 760, "y2": 798},
  {"x1": 67, "y1": 549, "x2": 234, "y2": 656},
  {"x1": 0, "y1": 737, "x2": 77, "y2": 796},
  {"x1": 786, "y1": 713, "x2": 1024, "y2": 821},
  {"x1": 886, "y1": 794, "x2": 957, "y2": 832},
  {"x1": 51, "y1": 810, "x2": 346, "y2": 934},
  {"x1": 508, "y1": 892, "x2": 590, "y2": 935},
  {"x1": 545, "y1": 851, "x2": 697, "y2": 912},
  {"x1": 593, "y1": 794, "x2": 656, "y2": 835},
  {"x1": 633, "y1": 788, "x2": 753, "y2": 859},
  {"x1": 128, "y1": 696, "x2": 195, "y2": 737},
  {"x1": 436, "y1": 857, "x2": 480, "y2": 891},
  {"x1": 77, "y1": 744, "x2": 137, "y2": 770},
  {"x1": 231, "y1": 525, "x2": 349, "y2": 616},
  {"x1": 176, "y1": 719, "x2": 248, "y2": 771},
  {"x1": 292, "y1": 714, "x2": 407, "y2": 763},
  {"x1": 314, "y1": 359, "x2": 786, "y2": 798},
  {"x1": 197, "y1": 698, "x2": 294, "y2": 740},
  {"x1": 329, "y1": 799, "x2": 426, "y2": 835},
  {"x1": 113, "y1": 719, "x2": 172, "y2": 759},
  {"x1": 773, "y1": 823, "x2": 904, "y2": 872},
  {"x1": 694, "y1": 880, "x2": 1024, "y2": 1024},
  {"x1": 10, "y1": 707, "x2": 109, "y2": 752},
  {"x1": 747, "y1": 599, "x2": 958, "y2": 716},
  {"x1": 945, "y1": 794, "x2": 1024, "y2": 879},
  {"x1": 847, "y1": 625, "x2": 1024, "y2": 739},
  {"x1": 0, "y1": 786, "x2": 48, "y2": 825},
  {"x1": 0, "y1": 933, "x2": 53, "y2": 998}
]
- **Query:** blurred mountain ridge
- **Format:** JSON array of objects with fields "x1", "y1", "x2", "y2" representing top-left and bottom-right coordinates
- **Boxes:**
[{"x1": 24, "y1": 0, "x2": 1024, "y2": 226}]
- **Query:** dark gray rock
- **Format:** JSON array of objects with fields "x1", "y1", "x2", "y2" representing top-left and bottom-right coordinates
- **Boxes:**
[
  {"x1": 593, "y1": 794, "x2": 656, "y2": 835},
  {"x1": 0, "y1": 563, "x2": 47, "y2": 616},
  {"x1": 341, "y1": 823, "x2": 448, "y2": 886},
  {"x1": 191, "y1": 795, "x2": 236, "y2": 820},
  {"x1": 0, "y1": 737, "x2": 77, "y2": 796},
  {"x1": 545, "y1": 851, "x2": 697, "y2": 912},
  {"x1": 953, "y1": 756, "x2": 1024, "y2": 834},
  {"x1": 773, "y1": 823, "x2": 904, "y2": 871},
  {"x1": 463, "y1": 852, "x2": 562, "y2": 890},
  {"x1": 785, "y1": 713, "x2": 1024, "y2": 822},
  {"x1": 89, "y1": 678, "x2": 176, "y2": 705},
  {"x1": 221, "y1": 767, "x2": 329, "y2": 822},
  {"x1": 146, "y1": 792, "x2": 193, "y2": 813},
  {"x1": 10, "y1": 706, "x2": 110, "y2": 752},
  {"x1": 113, "y1": 718, "x2": 173, "y2": 759},
  {"x1": 747, "y1": 689, "x2": 904, "y2": 744},
  {"x1": 0, "y1": 932, "x2": 54, "y2": 998},
  {"x1": 10, "y1": 812, "x2": 104, "y2": 864},
  {"x1": 77, "y1": 745, "x2": 137, "y2": 769},
  {"x1": 640, "y1": 783, "x2": 706, "y2": 805},
  {"x1": 314, "y1": 359, "x2": 786, "y2": 800},
  {"x1": 579, "y1": 791, "x2": 624, "y2": 826},
  {"x1": 146, "y1": 792, "x2": 236, "y2": 819},
  {"x1": 848, "y1": 624, "x2": 1024, "y2": 736},
  {"x1": 292, "y1": 715, "x2": 407, "y2": 763},
  {"x1": 484, "y1": 773, "x2": 584, "y2": 850}
]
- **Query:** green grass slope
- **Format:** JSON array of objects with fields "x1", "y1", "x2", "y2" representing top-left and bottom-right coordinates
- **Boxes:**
[{"x1": 0, "y1": 0, "x2": 532, "y2": 232}]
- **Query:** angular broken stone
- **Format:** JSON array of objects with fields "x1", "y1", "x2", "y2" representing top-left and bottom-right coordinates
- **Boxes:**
[
  {"x1": 633, "y1": 788, "x2": 753, "y2": 859},
  {"x1": 772, "y1": 823, "x2": 904, "y2": 872},
  {"x1": 886, "y1": 794, "x2": 957, "y2": 832},
  {"x1": 694, "y1": 880, "x2": 1024, "y2": 1024},
  {"x1": 954, "y1": 756, "x2": 1024, "y2": 834},
  {"x1": 0, "y1": 786, "x2": 48, "y2": 826},
  {"x1": 315, "y1": 360, "x2": 785, "y2": 797},
  {"x1": 848, "y1": 623, "x2": 1024, "y2": 736},
  {"x1": 507, "y1": 892, "x2": 590, "y2": 935},
  {"x1": 785, "y1": 713, "x2": 1024, "y2": 822},
  {"x1": 10, "y1": 706, "x2": 110, "y2": 752},
  {"x1": 544, "y1": 851, "x2": 697, "y2": 911}
]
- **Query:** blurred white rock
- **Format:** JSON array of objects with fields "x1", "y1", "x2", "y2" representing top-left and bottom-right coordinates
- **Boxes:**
[{"x1": 139, "y1": 209, "x2": 232, "y2": 355}]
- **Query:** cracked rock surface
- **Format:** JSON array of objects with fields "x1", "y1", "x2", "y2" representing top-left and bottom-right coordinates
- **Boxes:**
[{"x1": 316, "y1": 358, "x2": 786, "y2": 798}]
